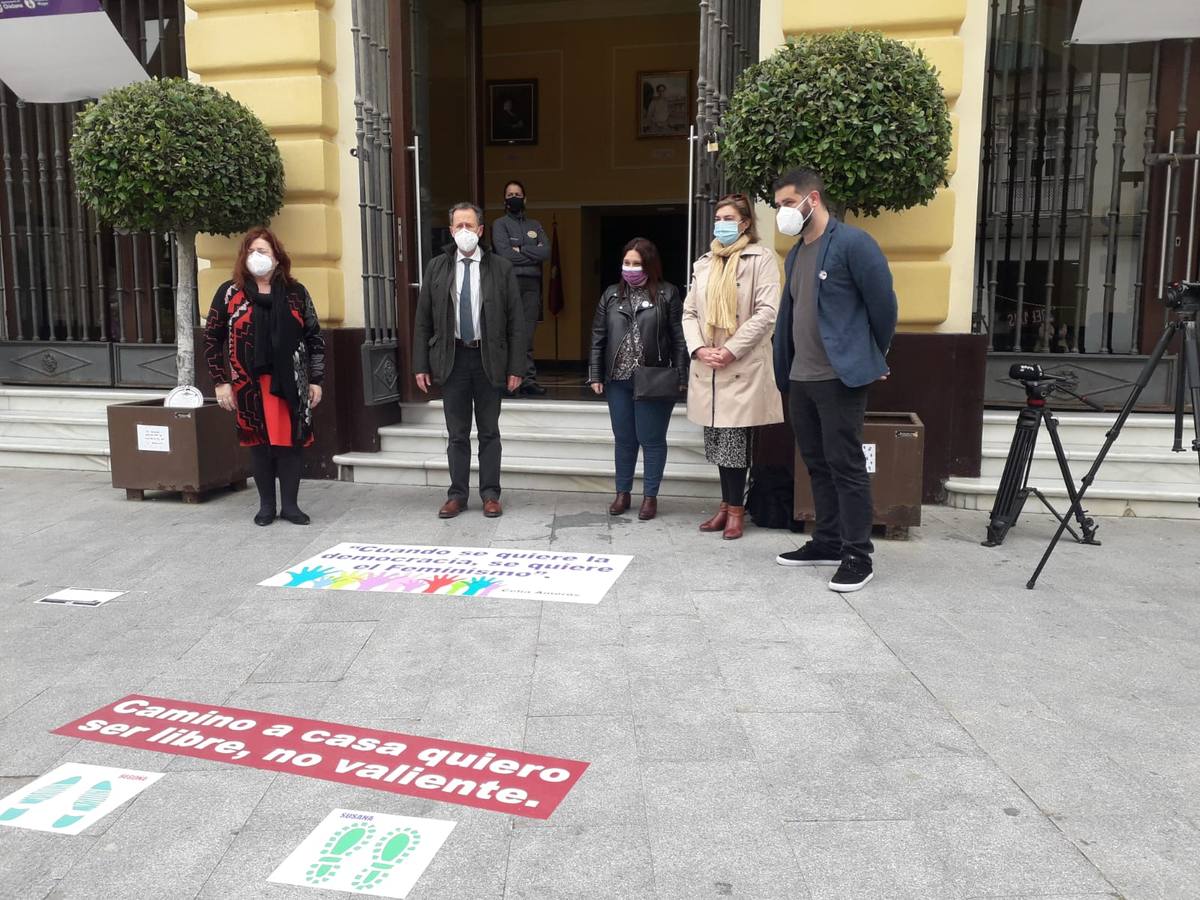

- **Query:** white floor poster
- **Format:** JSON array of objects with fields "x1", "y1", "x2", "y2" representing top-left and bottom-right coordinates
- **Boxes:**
[
  {"x1": 0, "y1": 762, "x2": 162, "y2": 835},
  {"x1": 260, "y1": 543, "x2": 633, "y2": 604},
  {"x1": 269, "y1": 809, "x2": 455, "y2": 898}
]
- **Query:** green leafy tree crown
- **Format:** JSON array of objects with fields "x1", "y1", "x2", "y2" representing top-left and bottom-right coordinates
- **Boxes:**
[
  {"x1": 722, "y1": 31, "x2": 952, "y2": 216},
  {"x1": 70, "y1": 77, "x2": 284, "y2": 235}
]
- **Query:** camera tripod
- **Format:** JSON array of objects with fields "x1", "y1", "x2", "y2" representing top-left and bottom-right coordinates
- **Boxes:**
[
  {"x1": 982, "y1": 366, "x2": 1101, "y2": 548},
  {"x1": 1027, "y1": 285, "x2": 1200, "y2": 588}
]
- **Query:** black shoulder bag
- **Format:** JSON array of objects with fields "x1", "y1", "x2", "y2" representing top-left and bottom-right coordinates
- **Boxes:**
[{"x1": 633, "y1": 298, "x2": 679, "y2": 400}]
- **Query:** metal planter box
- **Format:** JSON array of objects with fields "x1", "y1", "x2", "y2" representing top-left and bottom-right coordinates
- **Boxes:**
[
  {"x1": 794, "y1": 411, "x2": 925, "y2": 539},
  {"x1": 107, "y1": 400, "x2": 251, "y2": 502}
]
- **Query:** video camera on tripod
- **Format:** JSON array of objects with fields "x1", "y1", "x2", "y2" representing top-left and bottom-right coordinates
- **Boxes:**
[
  {"x1": 1027, "y1": 279, "x2": 1200, "y2": 587},
  {"x1": 1163, "y1": 280, "x2": 1200, "y2": 310},
  {"x1": 1007, "y1": 363, "x2": 1085, "y2": 401},
  {"x1": 981, "y1": 363, "x2": 1102, "y2": 548}
]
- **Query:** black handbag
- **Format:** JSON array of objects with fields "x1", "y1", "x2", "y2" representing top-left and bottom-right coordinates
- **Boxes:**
[{"x1": 633, "y1": 303, "x2": 679, "y2": 400}]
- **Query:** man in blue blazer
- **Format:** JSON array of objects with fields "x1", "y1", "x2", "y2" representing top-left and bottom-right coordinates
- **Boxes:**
[{"x1": 771, "y1": 167, "x2": 898, "y2": 592}]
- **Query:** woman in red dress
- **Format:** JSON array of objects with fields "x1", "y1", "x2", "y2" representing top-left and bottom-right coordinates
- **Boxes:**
[{"x1": 203, "y1": 228, "x2": 325, "y2": 525}]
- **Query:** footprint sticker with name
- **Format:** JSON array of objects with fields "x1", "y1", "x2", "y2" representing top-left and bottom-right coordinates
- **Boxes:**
[{"x1": 270, "y1": 809, "x2": 455, "y2": 898}]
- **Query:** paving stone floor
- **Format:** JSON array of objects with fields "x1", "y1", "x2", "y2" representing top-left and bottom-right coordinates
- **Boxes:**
[{"x1": 1, "y1": 469, "x2": 1198, "y2": 900}]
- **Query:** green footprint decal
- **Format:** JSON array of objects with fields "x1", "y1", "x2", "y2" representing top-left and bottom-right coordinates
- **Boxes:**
[
  {"x1": 52, "y1": 780, "x2": 111, "y2": 829},
  {"x1": 0, "y1": 775, "x2": 82, "y2": 822},
  {"x1": 351, "y1": 827, "x2": 422, "y2": 891},
  {"x1": 305, "y1": 823, "x2": 376, "y2": 885}
]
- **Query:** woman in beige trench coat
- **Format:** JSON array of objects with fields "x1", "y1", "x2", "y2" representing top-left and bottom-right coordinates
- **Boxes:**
[{"x1": 682, "y1": 193, "x2": 784, "y2": 540}]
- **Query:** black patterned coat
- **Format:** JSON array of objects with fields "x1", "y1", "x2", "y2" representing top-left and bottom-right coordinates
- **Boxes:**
[{"x1": 203, "y1": 279, "x2": 326, "y2": 447}]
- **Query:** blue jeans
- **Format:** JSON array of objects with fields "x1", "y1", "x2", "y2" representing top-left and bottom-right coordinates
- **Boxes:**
[{"x1": 605, "y1": 378, "x2": 674, "y2": 497}]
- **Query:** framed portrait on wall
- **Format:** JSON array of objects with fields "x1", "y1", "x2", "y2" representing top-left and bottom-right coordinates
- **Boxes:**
[
  {"x1": 637, "y1": 70, "x2": 692, "y2": 139},
  {"x1": 487, "y1": 79, "x2": 538, "y2": 145}
]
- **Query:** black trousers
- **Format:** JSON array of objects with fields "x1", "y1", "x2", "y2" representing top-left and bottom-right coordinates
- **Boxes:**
[
  {"x1": 442, "y1": 344, "x2": 503, "y2": 502},
  {"x1": 788, "y1": 378, "x2": 874, "y2": 560},
  {"x1": 518, "y1": 283, "x2": 541, "y2": 384}
]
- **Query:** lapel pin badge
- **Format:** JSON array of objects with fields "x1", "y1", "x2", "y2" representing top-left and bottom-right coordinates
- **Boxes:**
[{"x1": 818, "y1": 270, "x2": 828, "y2": 281}]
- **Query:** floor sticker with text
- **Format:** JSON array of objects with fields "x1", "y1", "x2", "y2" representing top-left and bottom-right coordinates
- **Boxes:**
[{"x1": 269, "y1": 809, "x2": 454, "y2": 898}]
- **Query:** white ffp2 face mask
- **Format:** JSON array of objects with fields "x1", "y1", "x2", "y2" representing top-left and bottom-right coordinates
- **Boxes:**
[
  {"x1": 246, "y1": 250, "x2": 274, "y2": 278},
  {"x1": 454, "y1": 229, "x2": 480, "y2": 254},
  {"x1": 777, "y1": 195, "x2": 816, "y2": 237}
]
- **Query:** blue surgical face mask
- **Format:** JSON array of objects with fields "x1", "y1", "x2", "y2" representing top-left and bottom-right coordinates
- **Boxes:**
[{"x1": 713, "y1": 221, "x2": 741, "y2": 246}]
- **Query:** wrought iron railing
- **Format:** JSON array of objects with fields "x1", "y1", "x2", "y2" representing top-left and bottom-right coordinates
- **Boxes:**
[
  {"x1": 974, "y1": 0, "x2": 1196, "y2": 358},
  {"x1": 693, "y1": 0, "x2": 759, "y2": 260},
  {"x1": 0, "y1": 0, "x2": 187, "y2": 387},
  {"x1": 351, "y1": 0, "x2": 400, "y2": 405}
]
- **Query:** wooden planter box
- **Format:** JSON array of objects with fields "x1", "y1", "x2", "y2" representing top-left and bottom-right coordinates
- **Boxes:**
[
  {"x1": 794, "y1": 411, "x2": 925, "y2": 539},
  {"x1": 107, "y1": 399, "x2": 251, "y2": 502}
]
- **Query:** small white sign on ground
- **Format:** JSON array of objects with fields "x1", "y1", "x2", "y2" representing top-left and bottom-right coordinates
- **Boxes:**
[
  {"x1": 260, "y1": 542, "x2": 633, "y2": 604},
  {"x1": 0, "y1": 762, "x2": 162, "y2": 836},
  {"x1": 269, "y1": 809, "x2": 455, "y2": 899},
  {"x1": 37, "y1": 589, "x2": 126, "y2": 607}
]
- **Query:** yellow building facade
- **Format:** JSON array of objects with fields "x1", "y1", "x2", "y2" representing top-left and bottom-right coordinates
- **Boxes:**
[
  {"x1": 768, "y1": 0, "x2": 985, "y2": 334},
  {"x1": 187, "y1": 0, "x2": 350, "y2": 326},
  {"x1": 184, "y1": 0, "x2": 986, "y2": 342}
]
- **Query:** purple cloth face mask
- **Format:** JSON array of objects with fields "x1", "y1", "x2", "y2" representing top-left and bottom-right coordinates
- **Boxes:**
[{"x1": 622, "y1": 266, "x2": 647, "y2": 287}]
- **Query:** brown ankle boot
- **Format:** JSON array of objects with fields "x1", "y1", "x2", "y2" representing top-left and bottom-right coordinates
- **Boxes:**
[
  {"x1": 699, "y1": 501, "x2": 728, "y2": 532},
  {"x1": 722, "y1": 505, "x2": 745, "y2": 540},
  {"x1": 638, "y1": 497, "x2": 657, "y2": 520},
  {"x1": 609, "y1": 491, "x2": 631, "y2": 515}
]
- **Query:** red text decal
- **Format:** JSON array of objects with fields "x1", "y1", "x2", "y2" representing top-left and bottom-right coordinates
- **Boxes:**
[{"x1": 54, "y1": 695, "x2": 587, "y2": 819}]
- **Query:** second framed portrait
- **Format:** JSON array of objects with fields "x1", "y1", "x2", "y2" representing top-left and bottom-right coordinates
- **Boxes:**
[{"x1": 487, "y1": 79, "x2": 538, "y2": 145}]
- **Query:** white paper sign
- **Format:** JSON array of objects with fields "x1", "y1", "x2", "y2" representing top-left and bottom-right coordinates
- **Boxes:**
[
  {"x1": 260, "y1": 542, "x2": 633, "y2": 605},
  {"x1": 37, "y1": 588, "x2": 125, "y2": 607},
  {"x1": 136, "y1": 424, "x2": 170, "y2": 453},
  {"x1": 863, "y1": 443, "x2": 877, "y2": 474},
  {"x1": 269, "y1": 809, "x2": 455, "y2": 899},
  {"x1": 0, "y1": 762, "x2": 163, "y2": 836}
]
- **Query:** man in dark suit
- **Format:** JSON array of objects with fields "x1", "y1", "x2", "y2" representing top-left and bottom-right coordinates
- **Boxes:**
[
  {"x1": 771, "y1": 167, "x2": 898, "y2": 593},
  {"x1": 413, "y1": 202, "x2": 525, "y2": 518}
]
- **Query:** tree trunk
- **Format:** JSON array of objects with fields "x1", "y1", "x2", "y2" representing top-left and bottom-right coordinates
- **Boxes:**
[{"x1": 174, "y1": 227, "x2": 197, "y2": 387}]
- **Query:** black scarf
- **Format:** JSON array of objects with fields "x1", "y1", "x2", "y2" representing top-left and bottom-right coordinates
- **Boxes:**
[{"x1": 250, "y1": 278, "x2": 303, "y2": 411}]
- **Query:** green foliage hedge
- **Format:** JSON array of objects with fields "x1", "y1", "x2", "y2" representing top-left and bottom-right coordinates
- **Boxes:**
[
  {"x1": 70, "y1": 78, "x2": 284, "y2": 235},
  {"x1": 722, "y1": 31, "x2": 952, "y2": 216}
]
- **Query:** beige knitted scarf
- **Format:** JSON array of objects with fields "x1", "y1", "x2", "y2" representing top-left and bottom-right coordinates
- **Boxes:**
[{"x1": 704, "y1": 233, "x2": 751, "y2": 341}]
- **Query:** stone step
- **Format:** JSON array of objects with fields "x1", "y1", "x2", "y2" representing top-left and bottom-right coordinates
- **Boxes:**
[
  {"x1": 979, "y1": 443, "x2": 1200, "y2": 486},
  {"x1": 0, "y1": 411, "x2": 109, "y2": 442},
  {"x1": 981, "y1": 410, "x2": 1183, "y2": 450},
  {"x1": 332, "y1": 450, "x2": 718, "y2": 498},
  {"x1": 0, "y1": 435, "x2": 111, "y2": 472},
  {"x1": 944, "y1": 476, "x2": 1200, "y2": 520},
  {"x1": 378, "y1": 423, "x2": 709, "y2": 464},
  {"x1": 0, "y1": 386, "x2": 165, "y2": 413},
  {"x1": 400, "y1": 399, "x2": 700, "y2": 434}
]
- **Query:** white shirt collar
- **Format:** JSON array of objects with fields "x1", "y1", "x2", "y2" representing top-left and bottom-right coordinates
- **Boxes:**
[{"x1": 458, "y1": 246, "x2": 482, "y2": 263}]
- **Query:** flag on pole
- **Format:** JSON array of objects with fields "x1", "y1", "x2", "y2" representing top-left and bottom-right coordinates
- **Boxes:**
[{"x1": 548, "y1": 218, "x2": 564, "y2": 318}]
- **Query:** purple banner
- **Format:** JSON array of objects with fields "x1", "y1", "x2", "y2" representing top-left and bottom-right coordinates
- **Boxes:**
[{"x1": 0, "y1": 0, "x2": 100, "y2": 20}]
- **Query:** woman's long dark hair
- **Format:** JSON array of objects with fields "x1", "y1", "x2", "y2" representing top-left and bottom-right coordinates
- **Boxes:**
[{"x1": 617, "y1": 237, "x2": 663, "y2": 303}]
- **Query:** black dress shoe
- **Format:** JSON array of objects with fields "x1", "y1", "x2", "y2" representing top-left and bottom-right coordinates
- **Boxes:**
[
  {"x1": 520, "y1": 382, "x2": 547, "y2": 396},
  {"x1": 254, "y1": 511, "x2": 276, "y2": 526},
  {"x1": 279, "y1": 509, "x2": 311, "y2": 525}
]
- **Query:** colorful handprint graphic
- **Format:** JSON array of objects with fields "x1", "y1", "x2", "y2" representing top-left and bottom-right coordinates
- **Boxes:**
[{"x1": 285, "y1": 565, "x2": 337, "y2": 587}]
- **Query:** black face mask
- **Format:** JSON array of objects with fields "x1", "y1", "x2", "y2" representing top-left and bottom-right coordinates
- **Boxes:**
[{"x1": 505, "y1": 196, "x2": 525, "y2": 215}]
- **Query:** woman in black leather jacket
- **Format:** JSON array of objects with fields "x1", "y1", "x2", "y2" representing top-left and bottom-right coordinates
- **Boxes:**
[{"x1": 587, "y1": 238, "x2": 687, "y2": 521}]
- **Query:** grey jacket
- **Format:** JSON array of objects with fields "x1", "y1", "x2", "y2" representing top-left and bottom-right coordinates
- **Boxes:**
[
  {"x1": 413, "y1": 246, "x2": 526, "y2": 389},
  {"x1": 492, "y1": 212, "x2": 549, "y2": 283}
]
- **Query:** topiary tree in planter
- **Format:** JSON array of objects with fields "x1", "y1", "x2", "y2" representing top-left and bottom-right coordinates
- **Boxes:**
[
  {"x1": 70, "y1": 77, "x2": 284, "y2": 386},
  {"x1": 722, "y1": 31, "x2": 952, "y2": 216}
]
